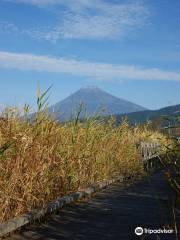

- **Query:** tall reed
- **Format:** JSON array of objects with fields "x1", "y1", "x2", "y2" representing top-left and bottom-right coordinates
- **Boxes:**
[{"x1": 0, "y1": 88, "x2": 165, "y2": 223}]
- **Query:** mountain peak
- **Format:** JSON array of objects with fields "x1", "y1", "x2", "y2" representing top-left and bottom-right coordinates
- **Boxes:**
[
  {"x1": 80, "y1": 86, "x2": 100, "y2": 91},
  {"x1": 49, "y1": 87, "x2": 147, "y2": 121},
  {"x1": 81, "y1": 85, "x2": 98, "y2": 89}
]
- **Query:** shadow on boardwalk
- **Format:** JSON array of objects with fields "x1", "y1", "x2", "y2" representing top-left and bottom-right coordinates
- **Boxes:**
[{"x1": 10, "y1": 171, "x2": 179, "y2": 240}]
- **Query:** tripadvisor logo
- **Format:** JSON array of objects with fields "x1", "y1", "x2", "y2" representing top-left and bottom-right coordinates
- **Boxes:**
[
  {"x1": 135, "y1": 227, "x2": 143, "y2": 236},
  {"x1": 135, "y1": 226, "x2": 174, "y2": 236}
]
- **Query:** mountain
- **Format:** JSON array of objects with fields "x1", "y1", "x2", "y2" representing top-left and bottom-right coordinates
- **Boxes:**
[
  {"x1": 115, "y1": 104, "x2": 180, "y2": 125},
  {"x1": 49, "y1": 86, "x2": 147, "y2": 121}
]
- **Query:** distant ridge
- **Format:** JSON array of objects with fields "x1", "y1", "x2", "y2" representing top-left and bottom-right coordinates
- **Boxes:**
[
  {"x1": 115, "y1": 104, "x2": 180, "y2": 125},
  {"x1": 49, "y1": 87, "x2": 147, "y2": 121}
]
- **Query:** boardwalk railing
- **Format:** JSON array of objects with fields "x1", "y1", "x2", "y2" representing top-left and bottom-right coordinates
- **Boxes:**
[
  {"x1": 140, "y1": 142, "x2": 160, "y2": 161},
  {"x1": 161, "y1": 125, "x2": 180, "y2": 139},
  {"x1": 139, "y1": 142, "x2": 161, "y2": 171}
]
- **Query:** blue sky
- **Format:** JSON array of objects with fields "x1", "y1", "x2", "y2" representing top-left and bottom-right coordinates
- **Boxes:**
[{"x1": 0, "y1": 0, "x2": 180, "y2": 110}]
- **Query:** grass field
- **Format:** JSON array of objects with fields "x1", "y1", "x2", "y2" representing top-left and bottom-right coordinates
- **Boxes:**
[{"x1": 0, "y1": 89, "x2": 167, "y2": 223}]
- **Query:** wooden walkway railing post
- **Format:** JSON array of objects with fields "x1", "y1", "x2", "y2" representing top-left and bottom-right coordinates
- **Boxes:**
[{"x1": 139, "y1": 142, "x2": 160, "y2": 171}]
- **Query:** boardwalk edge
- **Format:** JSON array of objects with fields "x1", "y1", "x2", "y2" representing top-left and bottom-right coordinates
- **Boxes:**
[{"x1": 0, "y1": 175, "x2": 124, "y2": 237}]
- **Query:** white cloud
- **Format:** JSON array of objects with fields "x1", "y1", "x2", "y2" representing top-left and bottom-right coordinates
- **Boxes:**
[
  {"x1": 0, "y1": 51, "x2": 180, "y2": 82},
  {"x1": 0, "y1": 21, "x2": 19, "y2": 34},
  {"x1": 3, "y1": 0, "x2": 59, "y2": 6},
  {"x1": 41, "y1": 1, "x2": 149, "y2": 41},
  {"x1": 2, "y1": 0, "x2": 149, "y2": 41}
]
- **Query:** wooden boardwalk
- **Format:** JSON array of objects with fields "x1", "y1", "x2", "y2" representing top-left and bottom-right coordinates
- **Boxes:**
[{"x1": 9, "y1": 171, "x2": 179, "y2": 240}]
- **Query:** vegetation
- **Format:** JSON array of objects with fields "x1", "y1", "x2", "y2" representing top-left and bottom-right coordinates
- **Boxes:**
[
  {"x1": 163, "y1": 140, "x2": 180, "y2": 196},
  {"x1": 157, "y1": 114, "x2": 180, "y2": 198},
  {"x1": 0, "y1": 87, "x2": 166, "y2": 224},
  {"x1": 115, "y1": 104, "x2": 180, "y2": 125},
  {"x1": 157, "y1": 132, "x2": 180, "y2": 238}
]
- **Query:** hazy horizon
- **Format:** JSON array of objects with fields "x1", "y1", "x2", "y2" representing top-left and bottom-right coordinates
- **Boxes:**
[{"x1": 0, "y1": 84, "x2": 179, "y2": 112}]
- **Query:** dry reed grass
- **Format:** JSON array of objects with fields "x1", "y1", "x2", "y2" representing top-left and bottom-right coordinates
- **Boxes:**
[{"x1": 0, "y1": 88, "x2": 166, "y2": 223}]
